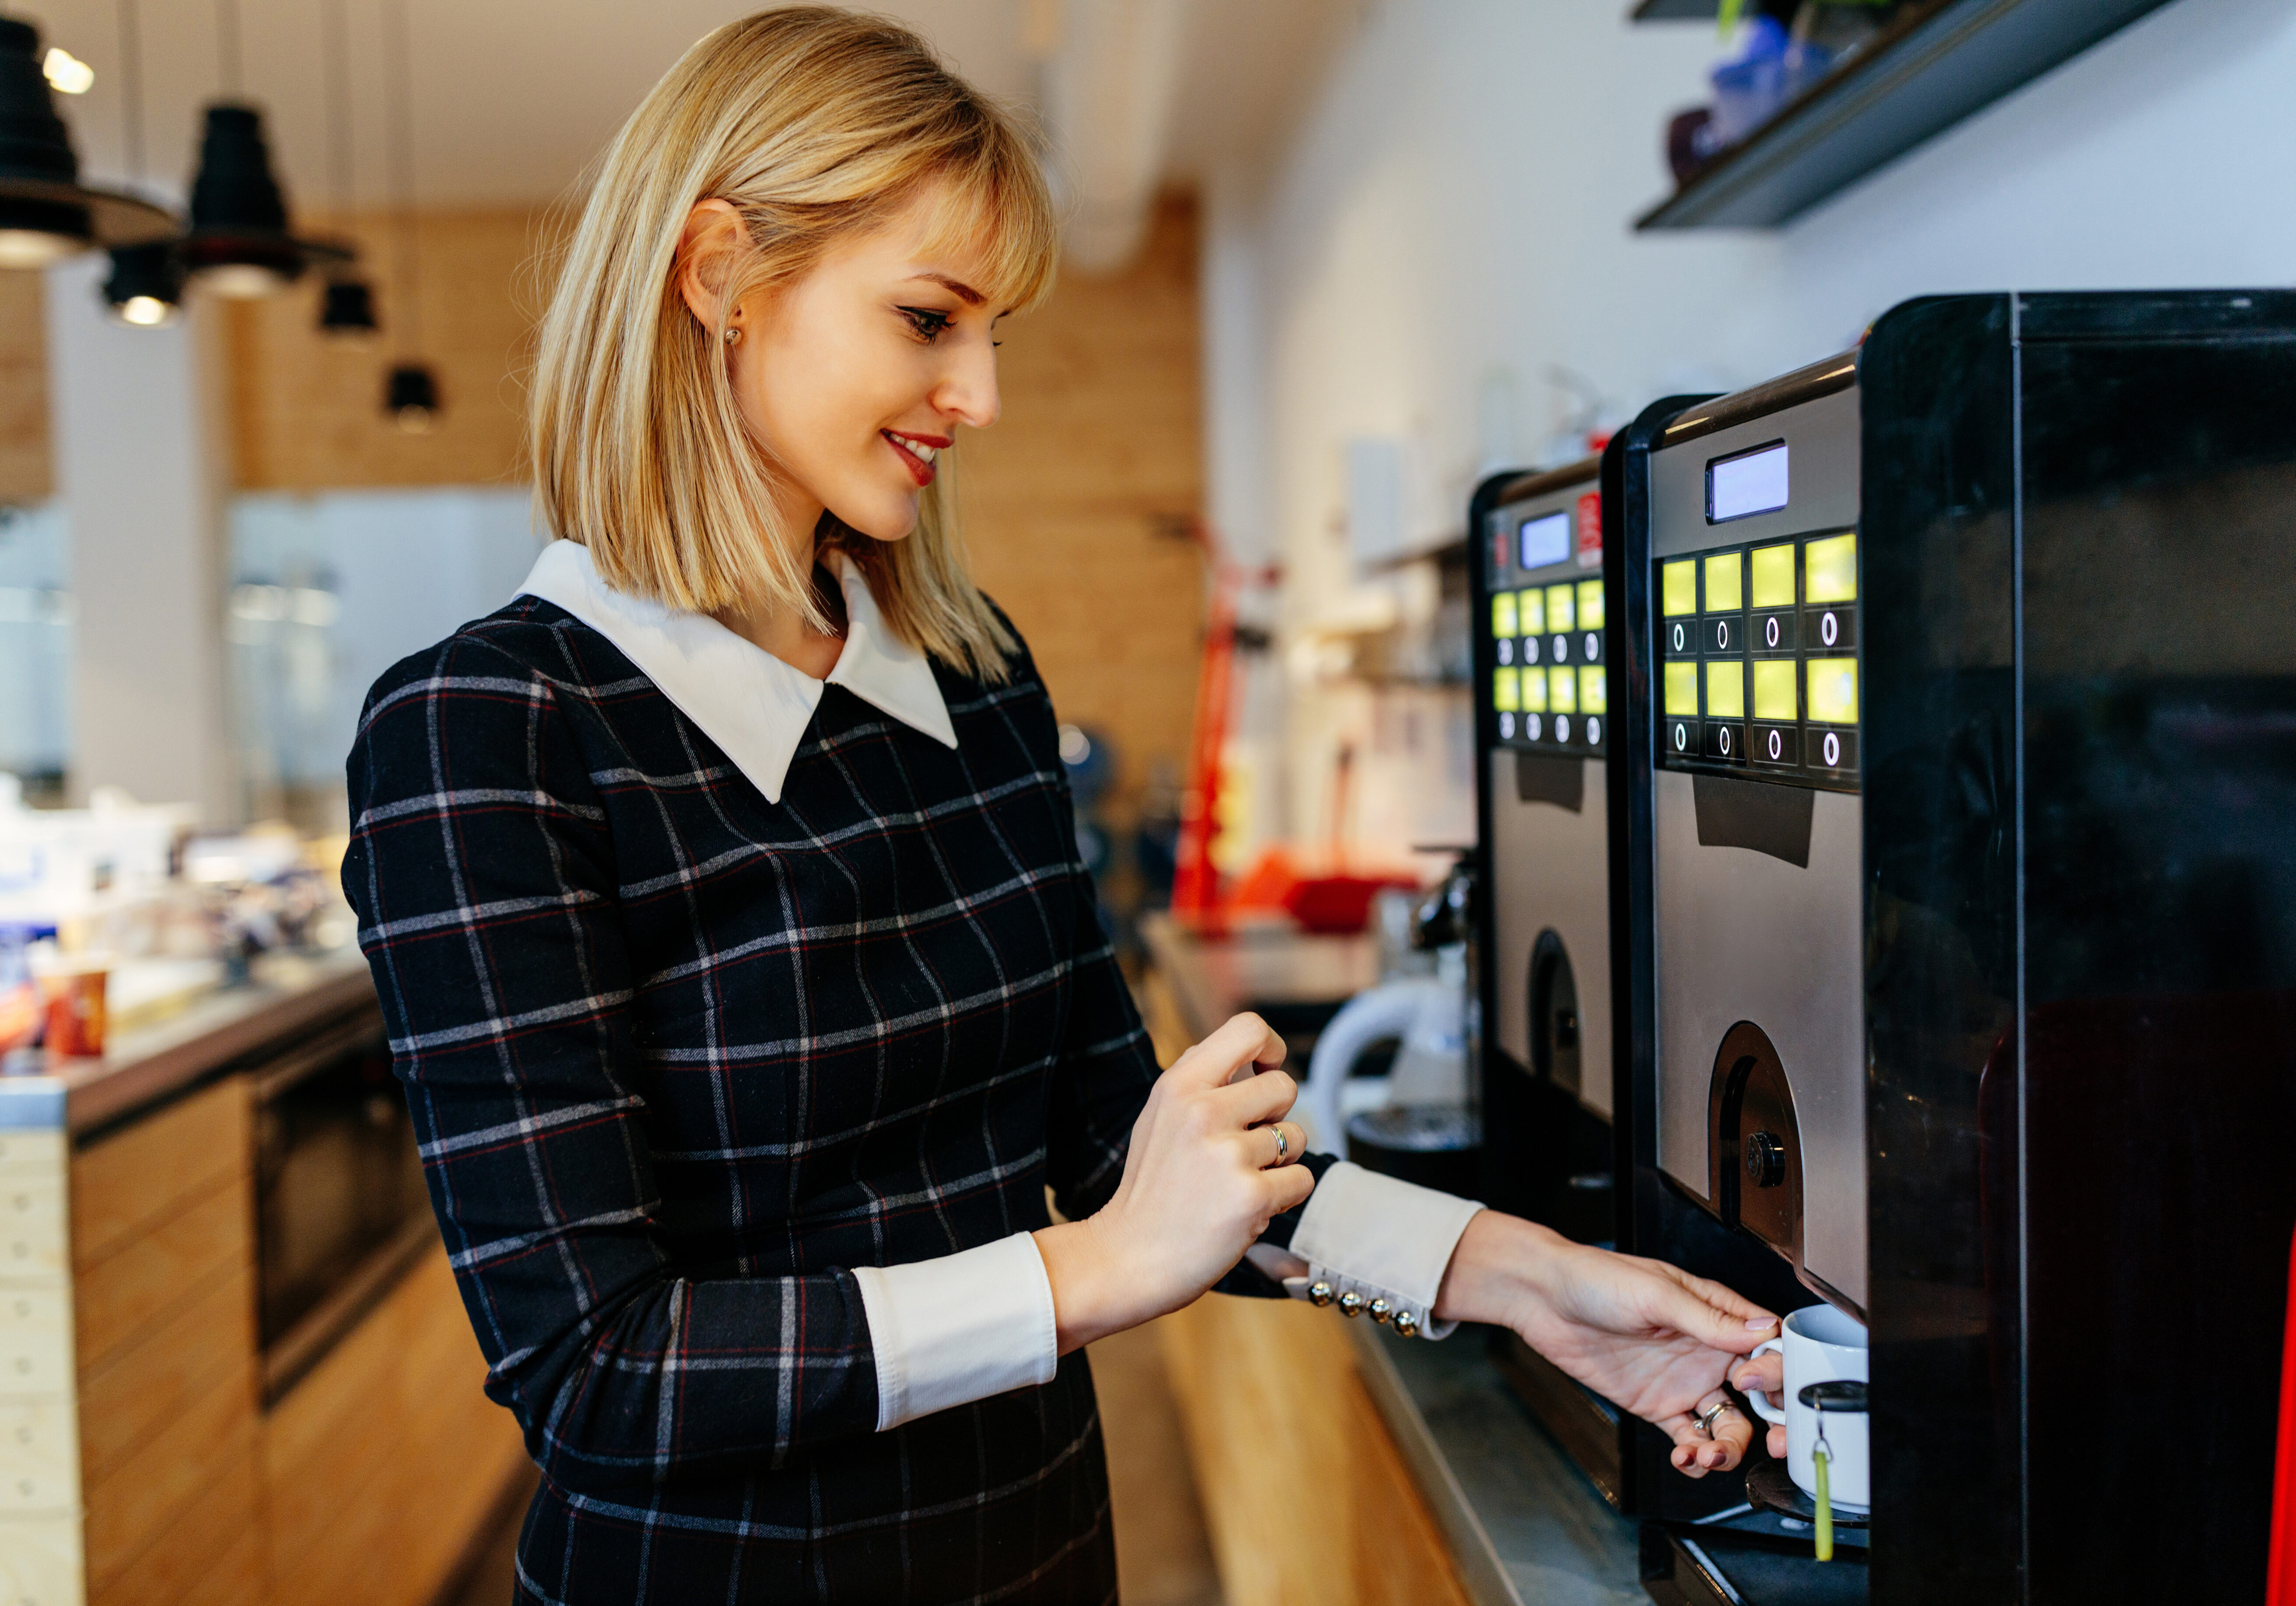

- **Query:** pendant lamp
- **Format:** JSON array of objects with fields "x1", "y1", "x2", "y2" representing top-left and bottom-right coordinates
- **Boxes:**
[
  {"x1": 0, "y1": 17, "x2": 171, "y2": 268},
  {"x1": 102, "y1": 240, "x2": 183, "y2": 325},
  {"x1": 181, "y1": 103, "x2": 351, "y2": 297},
  {"x1": 384, "y1": 362, "x2": 435, "y2": 431},
  {"x1": 379, "y1": 0, "x2": 437, "y2": 431},
  {"x1": 314, "y1": 0, "x2": 377, "y2": 339}
]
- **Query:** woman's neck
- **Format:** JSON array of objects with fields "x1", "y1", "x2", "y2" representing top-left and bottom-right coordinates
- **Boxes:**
[{"x1": 709, "y1": 508, "x2": 850, "y2": 681}]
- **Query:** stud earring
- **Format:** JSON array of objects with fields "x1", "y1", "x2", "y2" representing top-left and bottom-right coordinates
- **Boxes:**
[{"x1": 723, "y1": 325, "x2": 743, "y2": 346}]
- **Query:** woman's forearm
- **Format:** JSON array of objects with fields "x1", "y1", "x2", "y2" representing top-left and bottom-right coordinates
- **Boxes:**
[
  {"x1": 1430, "y1": 1208, "x2": 1559, "y2": 1328},
  {"x1": 1033, "y1": 1218, "x2": 1167, "y2": 1354}
]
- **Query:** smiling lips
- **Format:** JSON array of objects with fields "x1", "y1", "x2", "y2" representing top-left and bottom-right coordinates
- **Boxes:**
[{"x1": 882, "y1": 429, "x2": 950, "y2": 487}]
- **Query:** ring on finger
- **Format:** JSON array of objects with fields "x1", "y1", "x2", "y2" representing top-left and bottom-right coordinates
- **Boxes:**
[
  {"x1": 1271, "y1": 1125, "x2": 1288, "y2": 1162},
  {"x1": 1693, "y1": 1398, "x2": 1735, "y2": 1440}
]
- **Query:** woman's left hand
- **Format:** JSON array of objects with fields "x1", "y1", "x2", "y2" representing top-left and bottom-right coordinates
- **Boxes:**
[{"x1": 1432, "y1": 1211, "x2": 1780, "y2": 1478}]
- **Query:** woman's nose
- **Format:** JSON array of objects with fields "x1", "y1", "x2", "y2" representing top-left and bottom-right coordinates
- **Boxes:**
[{"x1": 934, "y1": 339, "x2": 1000, "y2": 431}]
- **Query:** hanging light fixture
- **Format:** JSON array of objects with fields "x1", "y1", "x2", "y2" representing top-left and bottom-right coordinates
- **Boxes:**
[
  {"x1": 180, "y1": 0, "x2": 353, "y2": 299},
  {"x1": 314, "y1": 0, "x2": 376, "y2": 338},
  {"x1": 99, "y1": 0, "x2": 183, "y2": 326},
  {"x1": 0, "y1": 15, "x2": 171, "y2": 269},
  {"x1": 380, "y1": 0, "x2": 437, "y2": 431}
]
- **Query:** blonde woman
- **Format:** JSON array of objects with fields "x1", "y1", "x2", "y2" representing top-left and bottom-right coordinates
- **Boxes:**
[{"x1": 343, "y1": 11, "x2": 1783, "y2": 1602}]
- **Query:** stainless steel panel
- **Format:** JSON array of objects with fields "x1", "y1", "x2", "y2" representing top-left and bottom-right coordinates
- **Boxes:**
[
  {"x1": 1647, "y1": 383, "x2": 1867, "y2": 1309},
  {"x1": 1488, "y1": 752, "x2": 1612, "y2": 1120}
]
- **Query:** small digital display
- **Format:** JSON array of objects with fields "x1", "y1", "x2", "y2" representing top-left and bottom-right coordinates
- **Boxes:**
[
  {"x1": 1519, "y1": 511, "x2": 1571, "y2": 570},
  {"x1": 1708, "y1": 441, "x2": 1788, "y2": 523},
  {"x1": 1704, "y1": 659, "x2": 1745, "y2": 719}
]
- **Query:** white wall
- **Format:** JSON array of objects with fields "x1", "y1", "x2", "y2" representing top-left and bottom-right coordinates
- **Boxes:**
[{"x1": 1213, "y1": 0, "x2": 2296, "y2": 851}]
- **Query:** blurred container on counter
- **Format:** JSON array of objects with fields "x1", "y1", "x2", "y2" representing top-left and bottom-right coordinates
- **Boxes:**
[{"x1": 33, "y1": 948, "x2": 106, "y2": 1058}]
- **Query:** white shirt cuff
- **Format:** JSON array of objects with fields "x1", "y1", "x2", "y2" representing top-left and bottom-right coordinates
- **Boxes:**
[
  {"x1": 1285, "y1": 1161, "x2": 1485, "y2": 1339},
  {"x1": 850, "y1": 1232, "x2": 1059, "y2": 1430}
]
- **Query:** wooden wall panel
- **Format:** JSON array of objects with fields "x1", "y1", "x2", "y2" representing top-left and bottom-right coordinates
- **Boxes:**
[
  {"x1": 961, "y1": 193, "x2": 1207, "y2": 829},
  {"x1": 227, "y1": 207, "x2": 563, "y2": 492},
  {"x1": 0, "y1": 268, "x2": 49, "y2": 503}
]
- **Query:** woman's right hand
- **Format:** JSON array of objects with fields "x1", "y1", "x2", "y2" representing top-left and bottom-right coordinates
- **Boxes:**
[{"x1": 1034, "y1": 1013, "x2": 1315, "y2": 1352}]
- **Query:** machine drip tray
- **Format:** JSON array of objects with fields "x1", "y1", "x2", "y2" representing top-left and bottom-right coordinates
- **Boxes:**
[{"x1": 1745, "y1": 1461, "x2": 1869, "y2": 1530}]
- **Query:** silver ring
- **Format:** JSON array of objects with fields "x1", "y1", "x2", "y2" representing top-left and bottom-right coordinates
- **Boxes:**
[
  {"x1": 1694, "y1": 1398, "x2": 1734, "y2": 1440},
  {"x1": 1272, "y1": 1126, "x2": 1288, "y2": 1162}
]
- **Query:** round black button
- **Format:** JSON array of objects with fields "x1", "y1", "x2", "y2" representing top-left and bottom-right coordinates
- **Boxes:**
[{"x1": 1743, "y1": 1130, "x2": 1786, "y2": 1188}]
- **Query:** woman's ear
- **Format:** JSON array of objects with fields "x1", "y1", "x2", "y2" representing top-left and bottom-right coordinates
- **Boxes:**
[{"x1": 675, "y1": 199, "x2": 749, "y2": 333}]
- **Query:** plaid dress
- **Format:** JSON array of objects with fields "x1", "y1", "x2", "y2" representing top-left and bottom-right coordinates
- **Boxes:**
[{"x1": 342, "y1": 589, "x2": 1311, "y2": 1605}]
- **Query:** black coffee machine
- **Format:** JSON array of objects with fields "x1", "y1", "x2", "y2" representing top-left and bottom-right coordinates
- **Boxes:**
[{"x1": 1608, "y1": 292, "x2": 2296, "y2": 1604}]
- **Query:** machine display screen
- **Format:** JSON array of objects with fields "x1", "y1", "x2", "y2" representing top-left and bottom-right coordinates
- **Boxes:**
[
  {"x1": 1519, "y1": 511, "x2": 1570, "y2": 570},
  {"x1": 1486, "y1": 491, "x2": 1605, "y2": 758},
  {"x1": 1654, "y1": 527, "x2": 1859, "y2": 792},
  {"x1": 1707, "y1": 441, "x2": 1789, "y2": 523}
]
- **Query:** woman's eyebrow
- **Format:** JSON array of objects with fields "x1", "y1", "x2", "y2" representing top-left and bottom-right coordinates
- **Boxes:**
[{"x1": 907, "y1": 272, "x2": 986, "y2": 306}]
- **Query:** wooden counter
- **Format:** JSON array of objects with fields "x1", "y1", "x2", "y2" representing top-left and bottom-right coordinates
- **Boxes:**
[{"x1": 0, "y1": 958, "x2": 527, "y2": 1606}]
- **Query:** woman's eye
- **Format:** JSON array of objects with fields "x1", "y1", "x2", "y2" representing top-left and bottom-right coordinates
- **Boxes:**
[{"x1": 899, "y1": 306, "x2": 954, "y2": 343}]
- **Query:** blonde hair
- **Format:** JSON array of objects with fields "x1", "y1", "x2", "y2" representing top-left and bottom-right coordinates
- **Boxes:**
[{"x1": 529, "y1": 6, "x2": 1057, "y2": 680}]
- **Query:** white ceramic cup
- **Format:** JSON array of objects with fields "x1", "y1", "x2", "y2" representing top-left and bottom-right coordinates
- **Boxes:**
[{"x1": 1743, "y1": 1303, "x2": 1869, "y2": 1510}]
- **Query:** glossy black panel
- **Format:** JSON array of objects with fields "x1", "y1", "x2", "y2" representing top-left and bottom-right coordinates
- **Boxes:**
[
  {"x1": 2011, "y1": 297, "x2": 2296, "y2": 1599},
  {"x1": 1859, "y1": 294, "x2": 2021, "y2": 1605}
]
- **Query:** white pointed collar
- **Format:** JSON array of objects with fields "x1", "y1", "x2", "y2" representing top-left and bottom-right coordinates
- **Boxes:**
[{"x1": 516, "y1": 540, "x2": 957, "y2": 805}]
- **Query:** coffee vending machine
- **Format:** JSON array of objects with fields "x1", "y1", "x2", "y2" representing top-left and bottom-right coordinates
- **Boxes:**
[
  {"x1": 1609, "y1": 292, "x2": 2296, "y2": 1605},
  {"x1": 1468, "y1": 459, "x2": 1631, "y2": 1493}
]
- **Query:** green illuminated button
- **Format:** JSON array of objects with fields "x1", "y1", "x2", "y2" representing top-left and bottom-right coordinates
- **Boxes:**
[
  {"x1": 1576, "y1": 579, "x2": 1605, "y2": 631},
  {"x1": 1493, "y1": 668, "x2": 1520, "y2": 712},
  {"x1": 1578, "y1": 665, "x2": 1606, "y2": 715},
  {"x1": 1661, "y1": 560, "x2": 1699, "y2": 618},
  {"x1": 1518, "y1": 588, "x2": 1545, "y2": 636},
  {"x1": 1548, "y1": 666, "x2": 1577, "y2": 714},
  {"x1": 1704, "y1": 659, "x2": 1746, "y2": 720},
  {"x1": 1664, "y1": 660, "x2": 1700, "y2": 717},
  {"x1": 1750, "y1": 544, "x2": 1795, "y2": 609},
  {"x1": 1807, "y1": 657, "x2": 1859, "y2": 725},
  {"x1": 1703, "y1": 551, "x2": 1743, "y2": 614},
  {"x1": 1521, "y1": 666, "x2": 1548, "y2": 712},
  {"x1": 1752, "y1": 659, "x2": 1798, "y2": 721},
  {"x1": 1545, "y1": 583, "x2": 1576, "y2": 633},
  {"x1": 1805, "y1": 533, "x2": 1856, "y2": 604},
  {"x1": 1492, "y1": 593, "x2": 1518, "y2": 638}
]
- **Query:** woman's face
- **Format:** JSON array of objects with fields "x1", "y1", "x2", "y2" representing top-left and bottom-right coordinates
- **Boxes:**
[{"x1": 682, "y1": 184, "x2": 1006, "y2": 546}]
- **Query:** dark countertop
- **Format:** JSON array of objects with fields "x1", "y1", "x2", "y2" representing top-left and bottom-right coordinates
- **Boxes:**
[{"x1": 42, "y1": 949, "x2": 375, "y2": 1133}]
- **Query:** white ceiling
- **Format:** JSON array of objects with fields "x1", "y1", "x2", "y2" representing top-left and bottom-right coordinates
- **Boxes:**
[{"x1": 18, "y1": 0, "x2": 1359, "y2": 219}]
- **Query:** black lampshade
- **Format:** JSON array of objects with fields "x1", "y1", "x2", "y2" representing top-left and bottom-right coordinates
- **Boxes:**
[
  {"x1": 318, "y1": 276, "x2": 378, "y2": 338},
  {"x1": 182, "y1": 103, "x2": 303, "y2": 296},
  {"x1": 0, "y1": 18, "x2": 171, "y2": 268},
  {"x1": 101, "y1": 240, "x2": 183, "y2": 326},
  {"x1": 385, "y1": 362, "x2": 438, "y2": 432}
]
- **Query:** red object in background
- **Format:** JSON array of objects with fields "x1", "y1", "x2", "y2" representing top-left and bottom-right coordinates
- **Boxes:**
[
  {"x1": 1281, "y1": 872, "x2": 1421, "y2": 936},
  {"x1": 1171, "y1": 520, "x2": 1279, "y2": 927},
  {"x1": 2271, "y1": 1227, "x2": 2296, "y2": 1606},
  {"x1": 1575, "y1": 490, "x2": 1603, "y2": 567}
]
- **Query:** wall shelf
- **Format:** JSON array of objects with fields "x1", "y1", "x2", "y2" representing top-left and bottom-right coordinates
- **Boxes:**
[{"x1": 1633, "y1": 0, "x2": 2175, "y2": 229}]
